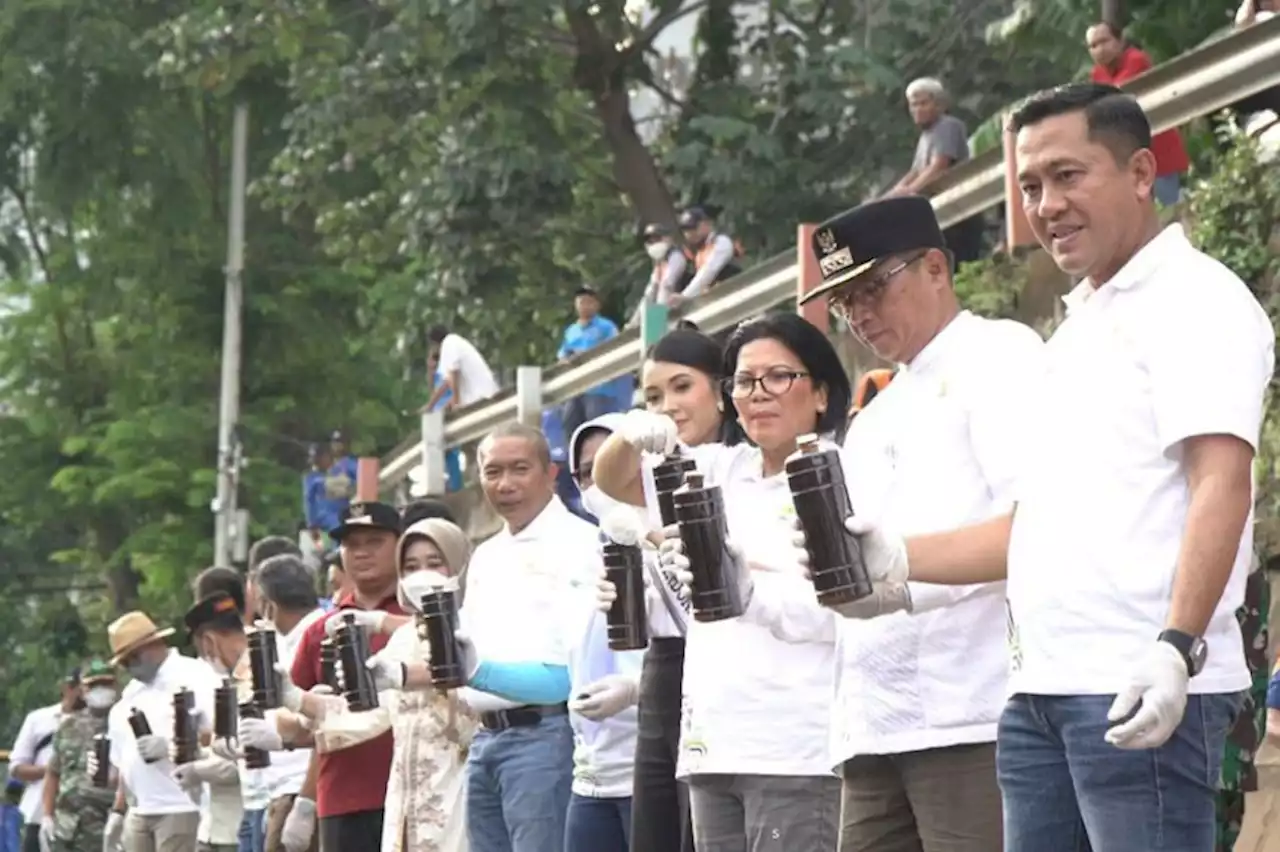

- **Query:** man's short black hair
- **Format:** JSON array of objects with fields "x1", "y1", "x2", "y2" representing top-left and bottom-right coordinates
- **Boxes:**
[
  {"x1": 1008, "y1": 82, "x2": 1152, "y2": 165},
  {"x1": 401, "y1": 499, "x2": 457, "y2": 527},
  {"x1": 248, "y1": 536, "x2": 302, "y2": 574},
  {"x1": 192, "y1": 566, "x2": 245, "y2": 614},
  {"x1": 427, "y1": 325, "x2": 449, "y2": 345}
]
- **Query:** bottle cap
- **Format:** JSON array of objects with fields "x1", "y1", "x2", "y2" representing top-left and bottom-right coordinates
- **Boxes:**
[{"x1": 797, "y1": 433, "x2": 820, "y2": 453}]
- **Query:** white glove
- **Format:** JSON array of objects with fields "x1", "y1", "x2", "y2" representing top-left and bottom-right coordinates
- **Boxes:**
[
  {"x1": 789, "y1": 515, "x2": 910, "y2": 584},
  {"x1": 86, "y1": 747, "x2": 102, "y2": 782},
  {"x1": 658, "y1": 526, "x2": 753, "y2": 611},
  {"x1": 103, "y1": 811, "x2": 124, "y2": 852},
  {"x1": 239, "y1": 716, "x2": 284, "y2": 752},
  {"x1": 38, "y1": 816, "x2": 54, "y2": 852},
  {"x1": 170, "y1": 762, "x2": 204, "y2": 795},
  {"x1": 324, "y1": 609, "x2": 387, "y2": 639},
  {"x1": 366, "y1": 653, "x2": 405, "y2": 691},
  {"x1": 600, "y1": 505, "x2": 651, "y2": 548},
  {"x1": 280, "y1": 796, "x2": 317, "y2": 852},
  {"x1": 829, "y1": 582, "x2": 914, "y2": 619},
  {"x1": 570, "y1": 674, "x2": 640, "y2": 721},
  {"x1": 135, "y1": 734, "x2": 168, "y2": 763},
  {"x1": 595, "y1": 566, "x2": 618, "y2": 614},
  {"x1": 617, "y1": 409, "x2": 678, "y2": 455},
  {"x1": 1105, "y1": 641, "x2": 1190, "y2": 750},
  {"x1": 210, "y1": 738, "x2": 240, "y2": 761},
  {"x1": 275, "y1": 662, "x2": 307, "y2": 713}
]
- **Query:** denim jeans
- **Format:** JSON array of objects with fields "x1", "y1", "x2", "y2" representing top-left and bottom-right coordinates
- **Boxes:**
[
  {"x1": 237, "y1": 809, "x2": 265, "y2": 852},
  {"x1": 467, "y1": 714, "x2": 574, "y2": 852},
  {"x1": 564, "y1": 795, "x2": 631, "y2": 852},
  {"x1": 997, "y1": 692, "x2": 1242, "y2": 852}
]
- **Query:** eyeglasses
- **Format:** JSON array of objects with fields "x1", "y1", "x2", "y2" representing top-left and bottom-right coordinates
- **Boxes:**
[
  {"x1": 827, "y1": 251, "x2": 927, "y2": 319},
  {"x1": 723, "y1": 369, "x2": 810, "y2": 399}
]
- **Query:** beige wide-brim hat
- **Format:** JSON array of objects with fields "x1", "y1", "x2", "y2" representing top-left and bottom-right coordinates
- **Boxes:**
[{"x1": 107, "y1": 610, "x2": 174, "y2": 665}]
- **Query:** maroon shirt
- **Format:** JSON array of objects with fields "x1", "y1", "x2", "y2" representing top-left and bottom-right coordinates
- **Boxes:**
[{"x1": 291, "y1": 590, "x2": 405, "y2": 818}]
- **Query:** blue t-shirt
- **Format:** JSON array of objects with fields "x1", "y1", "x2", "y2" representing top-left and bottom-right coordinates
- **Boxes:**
[
  {"x1": 559, "y1": 315, "x2": 627, "y2": 399},
  {"x1": 303, "y1": 456, "x2": 359, "y2": 535}
]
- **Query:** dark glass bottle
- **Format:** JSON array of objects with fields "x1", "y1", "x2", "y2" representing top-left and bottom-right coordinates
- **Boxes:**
[
  {"x1": 653, "y1": 451, "x2": 697, "y2": 528},
  {"x1": 238, "y1": 702, "x2": 272, "y2": 770},
  {"x1": 319, "y1": 639, "x2": 339, "y2": 692},
  {"x1": 417, "y1": 589, "x2": 467, "y2": 689},
  {"x1": 127, "y1": 709, "x2": 157, "y2": 764},
  {"x1": 171, "y1": 689, "x2": 199, "y2": 765},
  {"x1": 672, "y1": 472, "x2": 744, "y2": 622},
  {"x1": 91, "y1": 734, "x2": 112, "y2": 787},
  {"x1": 247, "y1": 624, "x2": 282, "y2": 709},
  {"x1": 602, "y1": 542, "x2": 648, "y2": 650},
  {"x1": 213, "y1": 679, "x2": 238, "y2": 741},
  {"x1": 786, "y1": 434, "x2": 873, "y2": 606},
  {"x1": 334, "y1": 613, "x2": 380, "y2": 712}
]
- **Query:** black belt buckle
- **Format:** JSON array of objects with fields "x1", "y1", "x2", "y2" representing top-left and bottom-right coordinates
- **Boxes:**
[{"x1": 480, "y1": 703, "x2": 567, "y2": 731}]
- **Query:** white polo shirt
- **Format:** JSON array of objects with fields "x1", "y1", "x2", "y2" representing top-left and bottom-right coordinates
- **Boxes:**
[
  {"x1": 438, "y1": 333, "x2": 499, "y2": 407},
  {"x1": 458, "y1": 497, "x2": 600, "y2": 714},
  {"x1": 107, "y1": 650, "x2": 221, "y2": 815},
  {"x1": 264, "y1": 608, "x2": 326, "y2": 799},
  {"x1": 668, "y1": 443, "x2": 837, "y2": 778},
  {"x1": 833, "y1": 311, "x2": 1045, "y2": 761},
  {"x1": 8, "y1": 703, "x2": 62, "y2": 823},
  {"x1": 1006, "y1": 224, "x2": 1274, "y2": 696}
]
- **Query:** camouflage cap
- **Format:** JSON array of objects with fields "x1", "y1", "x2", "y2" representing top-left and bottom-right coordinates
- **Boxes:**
[{"x1": 81, "y1": 659, "x2": 116, "y2": 685}]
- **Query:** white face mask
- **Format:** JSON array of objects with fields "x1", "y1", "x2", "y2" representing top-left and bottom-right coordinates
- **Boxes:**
[
  {"x1": 646, "y1": 241, "x2": 669, "y2": 261},
  {"x1": 399, "y1": 570, "x2": 458, "y2": 611},
  {"x1": 85, "y1": 686, "x2": 117, "y2": 711},
  {"x1": 580, "y1": 485, "x2": 623, "y2": 522}
]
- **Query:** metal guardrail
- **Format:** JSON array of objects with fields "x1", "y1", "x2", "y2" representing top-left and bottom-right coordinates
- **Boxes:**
[{"x1": 380, "y1": 17, "x2": 1280, "y2": 488}]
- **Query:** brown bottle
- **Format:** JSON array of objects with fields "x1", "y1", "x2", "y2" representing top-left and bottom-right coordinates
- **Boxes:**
[
  {"x1": 238, "y1": 702, "x2": 271, "y2": 770},
  {"x1": 653, "y1": 451, "x2": 697, "y2": 528},
  {"x1": 91, "y1": 734, "x2": 112, "y2": 787},
  {"x1": 319, "y1": 639, "x2": 339, "y2": 692},
  {"x1": 602, "y1": 542, "x2": 648, "y2": 650},
  {"x1": 127, "y1": 709, "x2": 157, "y2": 764},
  {"x1": 171, "y1": 689, "x2": 199, "y2": 765},
  {"x1": 417, "y1": 589, "x2": 467, "y2": 689},
  {"x1": 786, "y1": 434, "x2": 873, "y2": 606},
  {"x1": 672, "y1": 472, "x2": 744, "y2": 622},
  {"x1": 213, "y1": 679, "x2": 238, "y2": 741},
  {"x1": 247, "y1": 625, "x2": 282, "y2": 710},
  {"x1": 334, "y1": 613, "x2": 380, "y2": 712}
]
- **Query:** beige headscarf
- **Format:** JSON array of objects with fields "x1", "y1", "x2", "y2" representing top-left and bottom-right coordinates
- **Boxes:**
[{"x1": 396, "y1": 517, "x2": 472, "y2": 609}]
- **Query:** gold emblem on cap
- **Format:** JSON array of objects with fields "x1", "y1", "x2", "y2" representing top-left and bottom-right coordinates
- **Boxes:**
[
  {"x1": 815, "y1": 229, "x2": 838, "y2": 255},
  {"x1": 348, "y1": 502, "x2": 365, "y2": 517}
]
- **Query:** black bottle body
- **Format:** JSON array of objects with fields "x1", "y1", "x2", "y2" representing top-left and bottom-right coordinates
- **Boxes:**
[
  {"x1": 417, "y1": 589, "x2": 466, "y2": 689},
  {"x1": 127, "y1": 709, "x2": 157, "y2": 764},
  {"x1": 335, "y1": 614, "x2": 380, "y2": 712},
  {"x1": 603, "y1": 543, "x2": 648, "y2": 650},
  {"x1": 672, "y1": 479, "x2": 744, "y2": 622},
  {"x1": 786, "y1": 447, "x2": 873, "y2": 606},
  {"x1": 213, "y1": 680, "x2": 238, "y2": 740},
  {"x1": 319, "y1": 639, "x2": 339, "y2": 692},
  {"x1": 91, "y1": 735, "x2": 111, "y2": 787},
  {"x1": 248, "y1": 627, "x2": 282, "y2": 710},
  {"x1": 653, "y1": 454, "x2": 697, "y2": 528},
  {"x1": 171, "y1": 689, "x2": 199, "y2": 765}
]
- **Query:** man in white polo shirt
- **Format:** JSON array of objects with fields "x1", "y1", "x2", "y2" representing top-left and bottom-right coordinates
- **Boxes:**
[
  {"x1": 425, "y1": 325, "x2": 499, "y2": 411},
  {"x1": 835, "y1": 82, "x2": 1274, "y2": 851}
]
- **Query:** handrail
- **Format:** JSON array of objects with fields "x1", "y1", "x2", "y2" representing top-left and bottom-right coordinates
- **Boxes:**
[{"x1": 380, "y1": 17, "x2": 1280, "y2": 488}]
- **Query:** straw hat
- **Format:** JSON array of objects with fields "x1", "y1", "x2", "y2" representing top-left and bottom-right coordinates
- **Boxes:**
[{"x1": 107, "y1": 611, "x2": 174, "y2": 665}]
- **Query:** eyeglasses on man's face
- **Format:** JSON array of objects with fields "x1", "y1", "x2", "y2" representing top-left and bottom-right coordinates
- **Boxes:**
[
  {"x1": 827, "y1": 251, "x2": 927, "y2": 319},
  {"x1": 723, "y1": 369, "x2": 811, "y2": 399}
]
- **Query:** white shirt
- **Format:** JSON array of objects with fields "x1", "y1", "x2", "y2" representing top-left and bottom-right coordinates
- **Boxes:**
[
  {"x1": 264, "y1": 608, "x2": 326, "y2": 799},
  {"x1": 8, "y1": 703, "x2": 62, "y2": 823},
  {"x1": 438, "y1": 333, "x2": 499, "y2": 407},
  {"x1": 459, "y1": 498, "x2": 600, "y2": 713},
  {"x1": 668, "y1": 443, "x2": 837, "y2": 778},
  {"x1": 833, "y1": 312, "x2": 1045, "y2": 760},
  {"x1": 639, "y1": 453, "x2": 693, "y2": 638},
  {"x1": 196, "y1": 658, "x2": 243, "y2": 846},
  {"x1": 1007, "y1": 225, "x2": 1274, "y2": 696},
  {"x1": 107, "y1": 651, "x2": 221, "y2": 815}
]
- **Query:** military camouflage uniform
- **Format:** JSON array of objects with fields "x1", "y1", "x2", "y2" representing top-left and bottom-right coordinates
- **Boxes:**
[{"x1": 47, "y1": 709, "x2": 114, "y2": 852}]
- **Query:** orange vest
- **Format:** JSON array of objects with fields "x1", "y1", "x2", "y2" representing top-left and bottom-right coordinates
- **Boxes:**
[{"x1": 850, "y1": 369, "x2": 894, "y2": 420}]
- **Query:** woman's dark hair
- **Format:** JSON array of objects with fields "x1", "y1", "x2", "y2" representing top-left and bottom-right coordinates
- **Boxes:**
[
  {"x1": 645, "y1": 329, "x2": 742, "y2": 444},
  {"x1": 722, "y1": 312, "x2": 853, "y2": 445}
]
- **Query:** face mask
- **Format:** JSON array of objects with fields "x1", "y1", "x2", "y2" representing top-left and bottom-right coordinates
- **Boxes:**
[
  {"x1": 646, "y1": 241, "x2": 669, "y2": 261},
  {"x1": 580, "y1": 485, "x2": 624, "y2": 524},
  {"x1": 85, "y1": 687, "x2": 117, "y2": 711},
  {"x1": 127, "y1": 659, "x2": 161, "y2": 684},
  {"x1": 399, "y1": 570, "x2": 457, "y2": 611}
]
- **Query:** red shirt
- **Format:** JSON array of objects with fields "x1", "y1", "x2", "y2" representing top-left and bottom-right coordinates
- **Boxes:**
[
  {"x1": 291, "y1": 591, "x2": 405, "y2": 818},
  {"x1": 1090, "y1": 46, "x2": 1189, "y2": 177}
]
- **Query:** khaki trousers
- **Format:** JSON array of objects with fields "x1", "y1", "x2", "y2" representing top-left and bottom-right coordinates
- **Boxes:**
[{"x1": 121, "y1": 812, "x2": 200, "y2": 852}]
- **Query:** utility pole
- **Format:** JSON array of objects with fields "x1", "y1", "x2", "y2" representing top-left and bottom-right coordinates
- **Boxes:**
[{"x1": 213, "y1": 103, "x2": 249, "y2": 568}]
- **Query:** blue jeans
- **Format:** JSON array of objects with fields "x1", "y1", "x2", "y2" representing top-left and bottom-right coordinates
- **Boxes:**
[
  {"x1": 467, "y1": 715, "x2": 574, "y2": 852},
  {"x1": 1154, "y1": 173, "x2": 1182, "y2": 207},
  {"x1": 236, "y1": 809, "x2": 265, "y2": 852},
  {"x1": 562, "y1": 394, "x2": 617, "y2": 446},
  {"x1": 997, "y1": 693, "x2": 1241, "y2": 852},
  {"x1": 564, "y1": 795, "x2": 631, "y2": 852}
]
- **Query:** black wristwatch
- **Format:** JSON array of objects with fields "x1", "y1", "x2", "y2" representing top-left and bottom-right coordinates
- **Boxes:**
[{"x1": 1158, "y1": 629, "x2": 1207, "y2": 677}]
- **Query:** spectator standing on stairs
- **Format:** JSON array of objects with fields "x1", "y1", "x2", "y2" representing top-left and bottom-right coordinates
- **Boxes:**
[
  {"x1": 633, "y1": 224, "x2": 693, "y2": 320},
  {"x1": 674, "y1": 207, "x2": 741, "y2": 306},
  {"x1": 558, "y1": 286, "x2": 624, "y2": 440},
  {"x1": 424, "y1": 326, "x2": 499, "y2": 413}
]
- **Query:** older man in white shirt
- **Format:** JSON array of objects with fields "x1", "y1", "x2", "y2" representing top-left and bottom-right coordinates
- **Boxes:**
[
  {"x1": 834, "y1": 83, "x2": 1275, "y2": 852},
  {"x1": 730, "y1": 195, "x2": 1045, "y2": 851}
]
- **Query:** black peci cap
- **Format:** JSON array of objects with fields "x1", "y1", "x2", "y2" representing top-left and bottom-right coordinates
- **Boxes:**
[{"x1": 329, "y1": 500, "x2": 403, "y2": 541}]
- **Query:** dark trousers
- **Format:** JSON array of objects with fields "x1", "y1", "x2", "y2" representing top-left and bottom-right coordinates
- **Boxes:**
[
  {"x1": 564, "y1": 795, "x2": 631, "y2": 852},
  {"x1": 630, "y1": 637, "x2": 695, "y2": 852},
  {"x1": 943, "y1": 214, "x2": 984, "y2": 268},
  {"x1": 318, "y1": 810, "x2": 383, "y2": 852},
  {"x1": 22, "y1": 824, "x2": 39, "y2": 852}
]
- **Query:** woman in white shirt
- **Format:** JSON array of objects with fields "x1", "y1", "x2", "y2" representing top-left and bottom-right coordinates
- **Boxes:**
[{"x1": 593, "y1": 312, "x2": 852, "y2": 852}]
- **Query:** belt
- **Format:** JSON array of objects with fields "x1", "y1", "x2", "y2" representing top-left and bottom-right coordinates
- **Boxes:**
[{"x1": 479, "y1": 702, "x2": 569, "y2": 731}]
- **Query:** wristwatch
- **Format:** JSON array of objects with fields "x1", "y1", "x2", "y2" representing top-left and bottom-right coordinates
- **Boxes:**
[{"x1": 1158, "y1": 629, "x2": 1207, "y2": 677}]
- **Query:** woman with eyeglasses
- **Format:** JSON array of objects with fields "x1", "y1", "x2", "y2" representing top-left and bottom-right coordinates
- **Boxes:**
[{"x1": 593, "y1": 312, "x2": 851, "y2": 851}]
